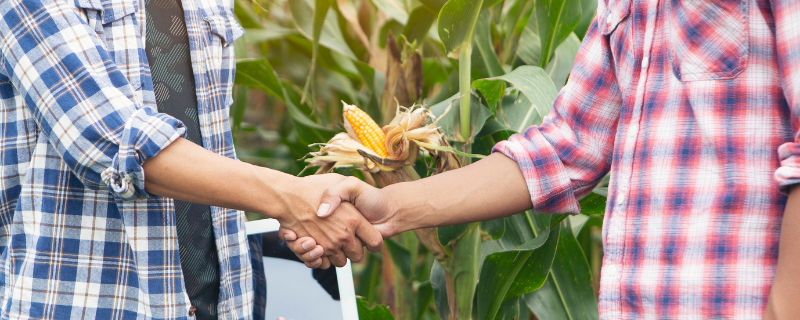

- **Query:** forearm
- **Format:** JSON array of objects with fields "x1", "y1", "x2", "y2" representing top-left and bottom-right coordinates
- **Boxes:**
[
  {"x1": 765, "y1": 186, "x2": 800, "y2": 319},
  {"x1": 142, "y1": 138, "x2": 300, "y2": 220},
  {"x1": 384, "y1": 153, "x2": 532, "y2": 232}
]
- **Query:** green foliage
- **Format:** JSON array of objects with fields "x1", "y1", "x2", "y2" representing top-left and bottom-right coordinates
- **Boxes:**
[
  {"x1": 231, "y1": 0, "x2": 606, "y2": 319},
  {"x1": 359, "y1": 298, "x2": 397, "y2": 320}
]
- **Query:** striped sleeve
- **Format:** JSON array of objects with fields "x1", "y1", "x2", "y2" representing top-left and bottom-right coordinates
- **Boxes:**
[
  {"x1": 493, "y1": 8, "x2": 623, "y2": 214},
  {"x1": 0, "y1": 0, "x2": 185, "y2": 200}
]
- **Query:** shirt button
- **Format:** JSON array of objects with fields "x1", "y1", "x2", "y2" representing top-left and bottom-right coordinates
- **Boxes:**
[
  {"x1": 605, "y1": 265, "x2": 620, "y2": 278},
  {"x1": 642, "y1": 56, "x2": 649, "y2": 69},
  {"x1": 606, "y1": 14, "x2": 615, "y2": 24},
  {"x1": 616, "y1": 194, "x2": 625, "y2": 206}
]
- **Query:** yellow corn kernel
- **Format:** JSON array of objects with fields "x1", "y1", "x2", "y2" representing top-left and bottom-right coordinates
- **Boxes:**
[{"x1": 343, "y1": 104, "x2": 388, "y2": 158}]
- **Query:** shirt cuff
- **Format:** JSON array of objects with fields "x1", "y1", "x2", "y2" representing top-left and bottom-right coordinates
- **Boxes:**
[
  {"x1": 775, "y1": 142, "x2": 800, "y2": 193},
  {"x1": 100, "y1": 108, "x2": 186, "y2": 200},
  {"x1": 492, "y1": 126, "x2": 581, "y2": 215}
]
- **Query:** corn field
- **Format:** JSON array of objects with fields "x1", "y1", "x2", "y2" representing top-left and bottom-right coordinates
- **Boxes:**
[{"x1": 231, "y1": 0, "x2": 606, "y2": 319}]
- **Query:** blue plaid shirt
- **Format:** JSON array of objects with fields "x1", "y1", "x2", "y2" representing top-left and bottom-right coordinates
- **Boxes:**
[{"x1": 0, "y1": 0, "x2": 251, "y2": 318}]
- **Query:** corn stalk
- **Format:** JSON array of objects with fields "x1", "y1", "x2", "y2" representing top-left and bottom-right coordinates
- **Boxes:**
[{"x1": 232, "y1": 0, "x2": 605, "y2": 319}]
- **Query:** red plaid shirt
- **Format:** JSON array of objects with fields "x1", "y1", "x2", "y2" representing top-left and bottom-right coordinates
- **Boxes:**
[{"x1": 494, "y1": 0, "x2": 800, "y2": 318}]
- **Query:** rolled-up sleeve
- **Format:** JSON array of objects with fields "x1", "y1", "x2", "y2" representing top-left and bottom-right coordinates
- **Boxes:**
[
  {"x1": 771, "y1": 0, "x2": 800, "y2": 193},
  {"x1": 0, "y1": 0, "x2": 185, "y2": 200},
  {"x1": 493, "y1": 7, "x2": 623, "y2": 214}
]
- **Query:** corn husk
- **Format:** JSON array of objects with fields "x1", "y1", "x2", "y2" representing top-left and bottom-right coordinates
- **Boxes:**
[
  {"x1": 305, "y1": 102, "x2": 460, "y2": 176},
  {"x1": 305, "y1": 102, "x2": 463, "y2": 260}
]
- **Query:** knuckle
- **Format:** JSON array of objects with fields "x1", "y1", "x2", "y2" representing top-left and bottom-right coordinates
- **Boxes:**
[{"x1": 344, "y1": 176, "x2": 361, "y2": 187}]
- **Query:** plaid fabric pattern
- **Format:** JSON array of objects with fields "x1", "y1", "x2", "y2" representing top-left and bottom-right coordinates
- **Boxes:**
[
  {"x1": 0, "y1": 0, "x2": 250, "y2": 318},
  {"x1": 494, "y1": 0, "x2": 799, "y2": 318}
]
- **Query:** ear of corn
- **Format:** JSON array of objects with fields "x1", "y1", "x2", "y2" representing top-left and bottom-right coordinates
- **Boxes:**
[{"x1": 342, "y1": 103, "x2": 388, "y2": 158}]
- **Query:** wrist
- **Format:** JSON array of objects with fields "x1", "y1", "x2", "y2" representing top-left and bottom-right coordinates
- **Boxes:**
[
  {"x1": 382, "y1": 184, "x2": 411, "y2": 234},
  {"x1": 251, "y1": 166, "x2": 305, "y2": 222}
]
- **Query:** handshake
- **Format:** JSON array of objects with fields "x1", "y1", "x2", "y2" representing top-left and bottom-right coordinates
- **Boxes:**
[
  {"x1": 275, "y1": 174, "x2": 394, "y2": 269},
  {"x1": 271, "y1": 151, "x2": 534, "y2": 269}
]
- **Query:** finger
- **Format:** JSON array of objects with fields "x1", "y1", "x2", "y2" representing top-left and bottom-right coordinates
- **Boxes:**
[
  {"x1": 304, "y1": 258, "x2": 323, "y2": 269},
  {"x1": 328, "y1": 250, "x2": 348, "y2": 268},
  {"x1": 319, "y1": 257, "x2": 331, "y2": 269},
  {"x1": 285, "y1": 237, "x2": 317, "y2": 256},
  {"x1": 279, "y1": 228, "x2": 298, "y2": 241},
  {"x1": 318, "y1": 177, "x2": 365, "y2": 218},
  {"x1": 340, "y1": 232, "x2": 364, "y2": 264},
  {"x1": 299, "y1": 245, "x2": 324, "y2": 262},
  {"x1": 354, "y1": 217, "x2": 384, "y2": 253}
]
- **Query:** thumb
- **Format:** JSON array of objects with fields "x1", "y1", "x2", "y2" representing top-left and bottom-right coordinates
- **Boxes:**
[
  {"x1": 317, "y1": 177, "x2": 365, "y2": 218},
  {"x1": 373, "y1": 222, "x2": 396, "y2": 239}
]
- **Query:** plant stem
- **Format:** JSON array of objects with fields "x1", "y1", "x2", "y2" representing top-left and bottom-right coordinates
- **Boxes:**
[{"x1": 459, "y1": 45, "x2": 472, "y2": 143}]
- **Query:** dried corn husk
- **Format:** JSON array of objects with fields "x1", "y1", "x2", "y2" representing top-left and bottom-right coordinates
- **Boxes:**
[{"x1": 305, "y1": 101, "x2": 464, "y2": 262}]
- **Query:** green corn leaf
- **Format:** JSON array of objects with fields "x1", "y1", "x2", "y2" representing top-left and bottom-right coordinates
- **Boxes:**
[
  {"x1": 574, "y1": 0, "x2": 598, "y2": 39},
  {"x1": 430, "y1": 91, "x2": 493, "y2": 142},
  {"x1": 480, "y1": 218, "x2": 506, "y2": 240},
  {"x1": 438, "y1": 0, "x2": 485, "y2": 54},
  {"x1": 474, "y1": 11, "x2": 504, "y2": 77},
  {"x1": 525, "y1": 218, "x2": 599, "y2": 320},
  {"x1": 579, "y1": 192, "x2": 607, "y2": 216},
  {"x1": 437, "y1": 223, "x2": 470, "y2": 246},
  {"x1": 489, "y1": 66, "x2": 559, "y2": 132},
  {"x1": 385, "y1": 238, "x2": 413, "y2": 279},
  {"x1": 431, "y1": 260, "x2": 451, "y2": 320},
  {"x1": 403, "y1": 5, "x2": 438, "y2": 46},
  {"x1": 536, "y1": 0, "x2": 582, "y2": 68},
  {"x1": 234, "y1": 59, "x2": 336, "y2": 145},
  {"x1": 288, "y1": 0, "x2": 357, "y2": 59},
  {"x1": 471, "y1": 79, "x2": 506, "y2": 113},
  {"x1": 414, "y1": 281, "x2": 434, "y2": 320},
  {"x1": 517, "y1": 27, "x2": 542, "y2": 66},
  {"x1": 545, "y1": 33, "x2": 581, "y2": 90},
  {"x1": 357, "y1": 298, "x2": 396, "y2": 320},
  {"x1": 476, "y1": 223, "x2": 560, "y2": 320},
  {"x1": 371, "y1": 0, "x2": 409, "y2": 23},
  {"x1": 419, "y1": 0, "x2": 448, "y2": 11}
]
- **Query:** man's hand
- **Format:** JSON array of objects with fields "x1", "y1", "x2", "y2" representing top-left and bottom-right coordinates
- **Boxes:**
[
  {"x1": 280, "y1": 154, "x2": 535, "y2": 268},
  {"x1": 279, "y1": 177, "x2": 396, "y2": 267},
  {"x1": 272, "y1": 174, "x2": 384, "y2": 268}
]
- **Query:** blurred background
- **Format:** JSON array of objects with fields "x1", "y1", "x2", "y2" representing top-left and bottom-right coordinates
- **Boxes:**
[{"x1": 230, "y1": 0, "x2": 606, "y2": 319}]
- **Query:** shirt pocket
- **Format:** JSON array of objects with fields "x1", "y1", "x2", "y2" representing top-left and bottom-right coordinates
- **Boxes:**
[
  {"x1": 601, "y1": 0, "x2": 632, "y2": 36},
  {"x1": 203, "y1": 13, "x2": 244, "y2": 106},
  {"x1": 601, "y1": 0, "x2": 632, "y2": 61},
  {"x1": 73, "y1": 0, "x2": 143, "y2": 91},
  {"x1": 668, "y1": 0, "x2": 749, "y2": 82},
  {"x1": 204, "y1": 14, "x2": 245, "y2": 48}
]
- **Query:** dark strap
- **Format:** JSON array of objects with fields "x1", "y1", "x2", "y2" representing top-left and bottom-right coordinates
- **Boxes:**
[{"x1": 144, "y1": 0, "x2": 220, "y2": 318}]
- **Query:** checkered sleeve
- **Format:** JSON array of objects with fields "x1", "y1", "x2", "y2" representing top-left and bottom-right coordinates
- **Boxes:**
[
  {"x1": 772, "y1": 0, "x2": 800, "y2": 192},
  {"x1": 0, "y1": 0, "x2": 185, "y2": 200},
  {"x1": 492, "y1": 10, "x2": 623, "y2": 214}
]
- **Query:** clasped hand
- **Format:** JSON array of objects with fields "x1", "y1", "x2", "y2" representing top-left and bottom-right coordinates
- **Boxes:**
[{"x1": 278, "y1": 176, "x2": 395, "y2": 269}]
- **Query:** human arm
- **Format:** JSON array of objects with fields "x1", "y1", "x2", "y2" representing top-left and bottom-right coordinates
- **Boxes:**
[
  {"x1": 765, "y1": 186, "x2": 800, "y2": 319},
  {"x1": 142, "y1": 138, "x2": 383, "y2": 268},
  {"x1": 316, "y1": 153, "x2": 532, "y2": 236},
  {"x1": 767, "y1": 0, "x2": 800, "y2": 316},
  {"x1": 284, "y1": 7, "x2": 625, "y2": 263},
  {"x1": 0, "y1": 0, "x2": 378, "y2": 267}
]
